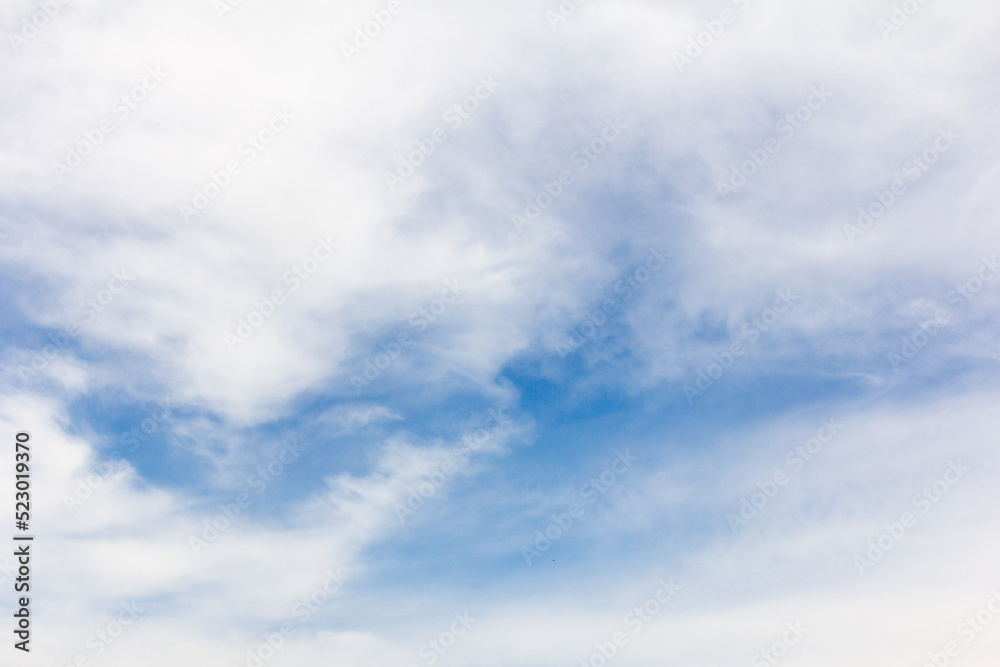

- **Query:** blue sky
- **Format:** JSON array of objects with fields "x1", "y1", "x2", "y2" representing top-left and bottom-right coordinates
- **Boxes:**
[{"x1": 2, "y1": 0, "x2": 1000, "y2": 666}]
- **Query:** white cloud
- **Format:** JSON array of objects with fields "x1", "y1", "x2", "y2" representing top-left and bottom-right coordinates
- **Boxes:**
[{"x1": 2, "y1": 0, "x2": 1000, "y2": 665}]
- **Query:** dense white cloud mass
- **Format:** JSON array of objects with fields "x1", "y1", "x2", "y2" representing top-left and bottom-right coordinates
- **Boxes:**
[{"x1": 0, "y1": 0, "x2": 998, "y2": 665}]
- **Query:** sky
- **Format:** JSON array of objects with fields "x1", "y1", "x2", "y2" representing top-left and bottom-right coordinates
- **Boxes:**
[{"x1": 1, "y1": 0, "x2": 1000, "y2": 665}]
